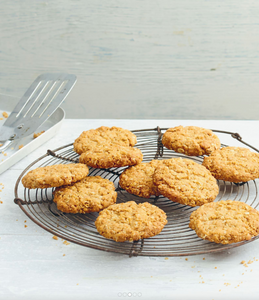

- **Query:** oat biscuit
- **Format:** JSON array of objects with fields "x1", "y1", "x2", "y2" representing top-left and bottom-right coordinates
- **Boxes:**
[
  {"x1": 119, "y1": 159, "x2": 169, "y2": 198},
  {"x1": 79, "y1": 144, "x2": 143, "y2": 169},
  {"x1": 74, "y1": 126, "x2": 137, "y2": 155},
  {"x1": 202, "y1": 146, "x2": 259, "y2": 183},
  {"x1": 53, "y1": 176, "x2": 117, "y2": 214},
  {"x1": 22, "y1": 163, "x2": 89, "y2": 189},
  {"x1": 189, "y1": 200, "x2": 259, "y2": 244},
  {"x1": 153, "y1": 158, "x2": 219, "y2": 206},
  {"x1": 95, "y1": 201, "x2": 167, "y2": 242},
  {"x1": 162, "y1": 126, "x2": 221, "y2": 156}
]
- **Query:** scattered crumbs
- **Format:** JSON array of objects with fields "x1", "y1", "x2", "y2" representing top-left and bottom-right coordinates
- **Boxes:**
[
  {"x1": 63, "y1": 254, "x2": 65, "y2": 256},
  {"x1": 203, "y1": 258, "x2": 205, "y2": 260},
  {"x1": 33, "y1": 131, "x2": 45, "y2": 139},
  {"x1": 241, "y1": 260, "x2": 246, "y2": 264},
  {"x1": 24, "y1": 225, "x2": 27, "y2": 228},
  {"x1": 224, "y1": 283, "x2": 231, "y2": 286},
  {"x1": 154, "y1": 246, "x2": 156, "y2": 248},
  {"x1": 214, "y1": 267, "x2": 217, "y2": 269},
  {"x1": 0, "y1": 201, "x2": 3, "y2": 204},
  {"x1": 3, "y1": 153, "x2": 7, "y2": 156},
  {"x1": 63, "y1": 240, "x2": 70, "y2": 245},
  {"x1": 165, "y1": 257, "x2": 169, "y2": 260},
  {"x1": 242, "y1": 273, "x2": 244, "y2": 275},
  {"x1": 18, "y1": 145, "x2": 24, "y2": 150},
  {"x1": 2, "y1": 112, "x2": 8, "y2": 118},
  {"x1": 185, "y1": 258, "x2": 188, "y2": 261},
  {"x1": 202, "y1": 281, "x2": 204, "y2": 284},
  {"x1": 256, "y1": 259, "x2": 258, "y2": 261},
  {"x1": 52, "y1": 235, "x2": 58, "y2": 240},
  {"x1": 64, "y1": 225, "x2": 67, "y2": 228},
  {"x1": 248, "y1": 260, "x2": 253, "y2": 264},
  {"x1": 0, "y1": 118, "x2": 3, "y2": 120},
  {"x1": 24, "y1": 220, "x2": 27, "y2": 223},
  {"x1": 243, "y1": 264, "x2": 248, "y2": 267}
]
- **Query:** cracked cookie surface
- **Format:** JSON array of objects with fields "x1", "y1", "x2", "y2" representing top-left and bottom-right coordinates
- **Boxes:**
[
  {"x1": 202, "y1": 146, "x2": 259, "y2": 183},
  {"x1": 95, "y1": 201, "x2": 167, "y2": 242},
  {"x1": 79, "y1": 144, "x2": 143, "y2": 168},
  {"x1": 22, "y1": 163, "x2": 89, "y2": 189},
  {"x1": 74, "y1": 126, "x2": 137, "y2": 155},
  {"x1": 162, "y1": 126, "x2": 221, "y2": 156},
  {"x1": 153, "y1": 158, "x2": 219, "y2": 206},
  {"x1": 119, "y1": 159, "x2": 170, "y2": 198},
  {"x1": 189, "y1": 200, "x2": 259, "y2": 244},
  {"x1": 53, "y1": 176, "x2": 117, "y2": 214}
]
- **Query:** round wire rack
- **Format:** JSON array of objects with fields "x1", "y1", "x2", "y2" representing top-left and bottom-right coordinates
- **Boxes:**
[{"x1": 14, "y1": 127, "x2": 259, "y2": 257}]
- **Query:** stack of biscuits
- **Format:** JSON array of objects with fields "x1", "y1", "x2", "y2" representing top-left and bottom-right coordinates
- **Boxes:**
[{"x1": 21, "y1": 125, "x2": 259, "y2": 245}]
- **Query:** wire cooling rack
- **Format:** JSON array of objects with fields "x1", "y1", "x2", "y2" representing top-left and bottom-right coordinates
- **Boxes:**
[{"x1": 14, "y1": 127, "x2": 259, "y2": 257}]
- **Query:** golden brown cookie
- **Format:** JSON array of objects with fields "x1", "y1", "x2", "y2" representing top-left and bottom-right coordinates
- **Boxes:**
[
  {"x1": 162, "y1": 126, "x2": 221, "y2": 156},
  {"x1": 119, "y1": 159, "x2": 169, "y2": 198},
  {"x1": 189, "y1": 200, "x2": 259, "y2": 244},
  {"x1": 153, "y1": 158, "x2": 219, "y2": 206},
  {"x1": 202, "y1": 146, "x2": 259, "y2": 183},
  {"x1": 79, "y1": 144, "x2": 143, "y2": 169},
  {"x1": 74, "y1": 126, "x2": 137, "y2": 155},
  {"x1": 22, "y1": 163, "x2": 89, "y2": 189},
  {"x1": 53, "y1": 176, "x2": 117, "y2": 214},
  {"x1": 95, "y1": 201, "x2": 167, "y2": 242}
]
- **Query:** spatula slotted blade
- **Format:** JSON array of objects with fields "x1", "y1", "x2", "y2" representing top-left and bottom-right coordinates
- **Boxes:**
[{"x1": 0, "y1": 73, "x2": 76, "y2": 141}]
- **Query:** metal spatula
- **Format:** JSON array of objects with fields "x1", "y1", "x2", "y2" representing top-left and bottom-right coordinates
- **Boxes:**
[{"x1": 0, "y1": 73, "x2": 77, "y2": 151}]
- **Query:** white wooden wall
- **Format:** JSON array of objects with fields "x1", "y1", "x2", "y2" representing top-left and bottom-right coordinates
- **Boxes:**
[{"x1": 0, "y1": 0, "x2": 259, "y2": 119}]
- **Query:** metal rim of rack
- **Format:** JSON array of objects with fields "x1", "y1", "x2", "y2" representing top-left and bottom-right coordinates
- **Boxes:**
[{"x1": 14, "y1": 127, "x2": 259, "y2": 257}]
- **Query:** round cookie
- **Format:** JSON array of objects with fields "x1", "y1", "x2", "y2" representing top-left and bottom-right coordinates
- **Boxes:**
[
  {"x1": 79, "y1": 144, "x2": 143, "y2": 169},
  {"x1": 202, "y1": 146, "x2": 259, "y2": 183},
  {"x1": 119, "y1": 159, "x2": 168, "y2": 198},
  {"x1": 74, "y1": 126, "x2": 137, "y2": 155},
  {"x1": 153, "y1": 158, "x2": 219, "y2": 207},
  {"x1": 162, "y1": 126, "x2": 221, "y2": 156},
  {"x1": 53, "y1": 176, "x2": 117, "y2": 214},
  {"x1": 95, "y1": 201, "x2": 167, "y2": 242},
  {"x1": 22, "y1": 163, "x2": 89, "y2": 189},
  {"x1": 189, "y1": 200, "x2": 259, "y2": 244}
]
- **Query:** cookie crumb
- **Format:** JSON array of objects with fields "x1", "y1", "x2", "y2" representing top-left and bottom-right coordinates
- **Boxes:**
[
  {"x1": 214, "y1": 267, "x2": 217, "y2": 269},
  {"x1": 224, "y1": 283, "x2": 231, "y2": 286},
  {"x1": 18, "y1": 145, "x2": 24, "y2": 149},
  {"x1": 53, "y1": 235, "x2": 58, "y2": 240},
  {"x1": 0, "y1": 201, "x2": 3, "y2": 204},
  {"x1": 185, "y1": 258, "x2": 188, "y2": 261},
  {"x1": 2, "y1": 112, "x2": 8, "y2": 118},
  {"x1": 63, "y1": 254, "x2": 65, "y2": 256},
  {"x1": 241, "y1": 260, "x2": 246, "y2": 264},
  {"x1": 248, "y1": 260, "x2": 253, "y2": 264},
  {"x1": 33, "y1": 131, "x2": 45, "y2": 139},
  {"x1": 203, "y1": 258, "x2": 205, "y2": 260},
  {"x1": 24, "y1": 225, "x2": 27, "y2": 228},
  {"x1": 0, "y1": 118, "x2": 3, "y2": 120},
  {"x1": 0, "y1": 144, "x2": 2, "y2": 147},
  {"x1": 165, "y1": 257, "x2": 168, "y2": 260},
  {"x1": 63, "y1": 240, "x2": 70, "y2": 245}
]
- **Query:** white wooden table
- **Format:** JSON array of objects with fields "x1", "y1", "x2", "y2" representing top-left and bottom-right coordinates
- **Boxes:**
[{"x1": 1, "y1": 119, "x2": 259, "y2": 300}]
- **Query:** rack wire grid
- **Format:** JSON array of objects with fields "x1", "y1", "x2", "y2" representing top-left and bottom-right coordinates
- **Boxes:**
[{"x1": 14, "y1": 127, "x2": 259, "y2": 257}]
